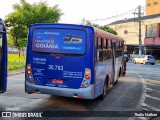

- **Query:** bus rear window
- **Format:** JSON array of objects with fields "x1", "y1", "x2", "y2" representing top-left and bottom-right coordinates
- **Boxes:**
[{"x1": 32, "y1": 29, "x2": 86, "y2": 55}]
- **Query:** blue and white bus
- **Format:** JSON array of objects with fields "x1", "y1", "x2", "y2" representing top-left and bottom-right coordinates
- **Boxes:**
[
  {"x1": 0, "y1": 18, "x2": 7, "y2": 93},
  {"x1": 25, "y1": 23, "x2": 124, "y2": 99}
]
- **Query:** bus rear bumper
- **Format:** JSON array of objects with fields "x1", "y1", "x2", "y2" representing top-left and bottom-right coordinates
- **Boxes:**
[{"x1": 25, "y1": 81, "x2": 94, "y2": 99}]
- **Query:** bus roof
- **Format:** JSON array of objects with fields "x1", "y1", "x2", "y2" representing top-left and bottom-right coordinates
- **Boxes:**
[
  {"x1": 29, "y1": 23, "x2": 94, "y2": 31},
  {"x1": 29, "y1": 23, "x2": 123, "y2": 42},
  {"x1": 94, "y1": 27, "x2": 124, "y2": 42}
]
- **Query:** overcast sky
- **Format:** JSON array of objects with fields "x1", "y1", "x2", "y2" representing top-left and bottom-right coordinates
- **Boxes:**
[{"x1": 0, "y1": 0, "x2": 145, "y2": 25}]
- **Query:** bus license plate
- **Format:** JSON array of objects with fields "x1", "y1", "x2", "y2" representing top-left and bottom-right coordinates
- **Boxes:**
[{"x1": 52, "y1": 79, "x2": 63, "y2": 84}]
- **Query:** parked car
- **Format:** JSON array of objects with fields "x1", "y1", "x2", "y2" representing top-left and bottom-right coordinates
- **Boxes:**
[{"x1": 133, "y1": 55, "x2": 155, "y2": 65}]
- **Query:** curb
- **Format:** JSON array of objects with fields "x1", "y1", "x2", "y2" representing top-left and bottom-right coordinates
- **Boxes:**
[{"x1": 8, "y1": 68, "x2": 25, "y2": 76}]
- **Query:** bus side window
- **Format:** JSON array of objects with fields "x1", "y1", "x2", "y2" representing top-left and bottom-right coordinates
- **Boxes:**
[
  {"x1": 96, "y1": 37, "x2": 100, "y2": 62},
  {"x1": 103, "y1": 50, "x2": 108, "y2": 61},
  {"x1": 106, "y1": 38, "x2": 108, "y2": 49},
  {"x1": 102, "y1": 38, "x2": 107, "y2": 61},
  {"x1": 97, "y1": 37, "x2": 103, "y2": 62},
  {"x1": 103, "y1": 38, "x2": 106, "y2": 49},
  {"x1": 108, "y1": 39, "x2": 111, "y2": 48},
  {"x1": 97, "y1": 37, "x2": 102, "y2": 49},
  {"x1": 116, "y1": 49, "x2": 120, "y2": 57},
  {"x1": 101, "y1": 37, "x2": 103, "y2": 49}
]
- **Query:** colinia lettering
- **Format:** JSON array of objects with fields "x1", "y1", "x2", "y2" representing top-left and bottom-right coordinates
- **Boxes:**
[{"x1": 36, "y1": 43, "x2": 58, "y2": 49}]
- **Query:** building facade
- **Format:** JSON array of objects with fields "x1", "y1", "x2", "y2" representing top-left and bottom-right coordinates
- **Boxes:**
[
  {"x1": 107, "y1": 0, "x2": 160, "y2": 58},
  {"x1": 146, "y1": 0, "x2": 160, "y2": 16},
  {"x1": 108, "y1": 14, "x2": 160, "y2": 55}
]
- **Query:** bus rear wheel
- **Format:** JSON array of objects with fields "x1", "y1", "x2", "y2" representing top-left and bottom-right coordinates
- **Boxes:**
[
  {"x1": 100, "y1": 80, "x2": 108, "y2": 99},
  {"x1": 114, "y1": 68, "x2": 121, "y2": 84}
]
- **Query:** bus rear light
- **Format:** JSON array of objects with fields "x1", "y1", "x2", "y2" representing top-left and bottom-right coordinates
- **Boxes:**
[
  {"x1": 27, "y1": 65, "x2": 31, "y2": 69},
  {"x1": 32, "y1": 90, "x2": 37, "y2": 93},
  {"x1": 81, "y1": 84, "x2": 85, "y2": 88},
  {"x1": 77, "y1": 96, "x2": 83, "y2": 99},
  {"x1": 27, "y1": 70, "x2": 32, "y2": 74},
  {"x1": 73, "y1": 95, "x2": 83, "y2": 99},
  {"x1": 55, "y1": 56, "x2": 61, "y2": 59},
  {"x1": 83, "y1": 80, "x2": 89, "y2": 86},
  {"x1": 81, "y1": 68, "x2": 91, "y2": 88},
  {"x1": 30, "y1": 80, "x2": 34, "y2": 83},
  {"x1": 26, "y1": 64, "x2": 34, "y2": 83},
  {"x1": 86, "y1": 70, "x2": 90, "y2": 75},
  {"x1": 85, "y1": 75, "x2": 90, "y2": 80}
]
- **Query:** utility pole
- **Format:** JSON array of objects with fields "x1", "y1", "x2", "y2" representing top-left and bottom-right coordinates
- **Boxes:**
[
  {"x1": 133, "y1": 5, "x2": 143, "y2": 56},
  {"x1": 138, "y1": 5, "x2": 142, "y2": 56}
]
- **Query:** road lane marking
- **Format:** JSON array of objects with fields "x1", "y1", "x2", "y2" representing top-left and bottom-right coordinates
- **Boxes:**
[
  {"x1": 137, "y1": 117, "x2": 150, "y2": 120},
  {"x1": 141, "y1": 102, "x2": 160, "y2": 111},
  {"x1": 140, "y1": 74, "x2": 160, "y2": 77},
  {"x1": 146, "y1": 82, "x2": 160, "y2": 87},
  {"x1": 127, "y1": 68, "x2": 146, "y2": 120},
  {"x1": 145, "y1": 94, "x2": 160, "y2": 101},
  {"x1": 141, "y1": 76, "x2": 160, "y2": 80},
  {"x1": 132, "y1": 70, "x2": 146, "y2": 109},
  {"x1": 146, "y1": 88, "x2": 160, "y2": 94},
  {"x1": 137, "y1": 72, "x2": 160, "y2": 75}
]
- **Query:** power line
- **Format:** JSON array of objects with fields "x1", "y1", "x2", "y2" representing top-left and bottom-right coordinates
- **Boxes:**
[
  {"x1": 83, "y1": 4, "x2": 159, "y2": 24},
  {"x1": 86, "y1": 7, "x2": 137, "y2": 22}
]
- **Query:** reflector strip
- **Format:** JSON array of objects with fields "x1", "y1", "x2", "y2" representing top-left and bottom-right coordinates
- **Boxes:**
[{"x1": 73, "y1": 95, "x2": 83, "y2": 99}]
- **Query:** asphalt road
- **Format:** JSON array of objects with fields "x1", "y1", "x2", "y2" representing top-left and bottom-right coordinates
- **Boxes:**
[{"x1": 0, "y1": 62, "x2": 160, "y2": 120}]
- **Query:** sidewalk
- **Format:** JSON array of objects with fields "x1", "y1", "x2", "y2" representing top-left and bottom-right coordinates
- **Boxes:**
[{"x1": 8, "y1": 68, "x2": 25, "y2": 76}]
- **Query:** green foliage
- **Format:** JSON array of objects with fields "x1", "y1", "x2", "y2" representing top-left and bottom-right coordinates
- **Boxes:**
[
  {"x1": 86, "y1": 21, "x2": 118, "y2": 35},
  {"x1": 5, "y1": 0, "x2": 63, "y2": 48},
  {"x1": 86, "y1": 21, "x2": 100, "y2": 28},
  {"x1": 17, "y1": 38, "x2": 27, "y2": 49},
  {"x1": 8, "y1": 34, "x2": 14, "y2": 47},
  {"x1": 8, "y1": 53, "x2": 26, "y2": 70},
  {"x1": 100, "y1": 26, "x2": 118, "y2": 35}
]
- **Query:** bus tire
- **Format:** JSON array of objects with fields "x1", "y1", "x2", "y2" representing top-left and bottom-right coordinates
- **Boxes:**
[
  {"x1": 114, "y1": 68, "x2": 121, "y2": 84},
  {"x1": 122, "y1": 71, "x2": 126, "y2": 76},
  {"x1": 119, "y1": 67, "x2": 122, "y2": 77},
  {"x1": 100, "y1": 77, "x2": 109, "y2": 99},
  {"x1": 114, "y1": 79, "x2": 118, "y2": 84}
]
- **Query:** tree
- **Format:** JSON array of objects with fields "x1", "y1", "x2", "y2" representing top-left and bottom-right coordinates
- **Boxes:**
[
  {"x1": 5, "y1": 0, "x2": 63, "y2": 57},
  {"x1": 86, "y1": 21, "x2": 118, "y2": 35},
  {"x1": 8, "y1": 34, "x2": 14, "y2": 47},
  {"x1": 17, "y1": 38, "x2": 27, "y2": 57}
]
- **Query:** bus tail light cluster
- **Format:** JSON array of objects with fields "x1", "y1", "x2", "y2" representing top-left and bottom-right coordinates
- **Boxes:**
[
  {"x1": 26, "y1": 64, "x2": 34, "y2": 83},
  {"x1": 81, "y1": 68, "x2": 91, "y2": 88}
]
